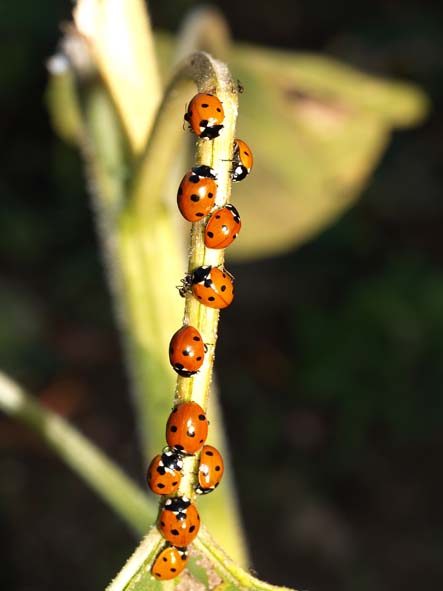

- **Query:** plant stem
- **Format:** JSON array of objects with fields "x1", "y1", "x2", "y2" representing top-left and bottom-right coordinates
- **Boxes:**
[{"x1": 0, "y1": 372, "x2": 155, "y2": 534}]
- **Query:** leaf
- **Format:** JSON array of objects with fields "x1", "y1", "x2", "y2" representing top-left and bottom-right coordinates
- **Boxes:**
[
  {"x1": 226, "y1": 44, "x2": 429, "y2": 260},
  {"x1": 155, "y1": 34, "x2": 428, "y2": 261},
  {"x1": 74, "y1": 0, "x2": 161, "y2": 153},
  {"x1": 106, "y1": 526, "x2": 297, "y2": 591}
]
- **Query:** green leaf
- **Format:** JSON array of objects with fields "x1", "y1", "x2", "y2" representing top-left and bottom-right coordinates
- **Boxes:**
[
  {"x1": 106, "y1": 527, "x2": 297, "y2": 591},
  {"x1": 226, "y1": 44, "x2": 429, "y2": 260},
  {"x1": 155, "y1": 33, "x2": 428, "y2": 262}
]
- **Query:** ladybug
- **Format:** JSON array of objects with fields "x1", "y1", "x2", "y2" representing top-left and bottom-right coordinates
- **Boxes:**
[
  {"x1": 188, "y1": 266, "x2": 234, "y2": 309},
  {"x1": 184, "y1": 93, "x2": 224, "y2": 139},
  {"x1": 204, "y1": 204, "x2": 242, "y2": 250},
  {"x1": 169, "y1": 325, "x2": 205, "y2": 377},
  {"x1": 232, "y1": 139, "x2": 253, "y2": 182},
  {"x1": 196, "y1": 445, "x2": 224, "y2": 495},
  {"x1": 166, "y1": 401, "x2": 209, "y2": 454},
  {"x1": 147, "y1": 449, "x2": 183, "y2": 495},
  {"x1": 151, "y1": 545, "x2": 188, "y2": 580},
  {"x1": 158, "y1": 496, "x2": 200, "y2": 546},
  {"x1": 177, "y1": 166, "x2": 217, "y2": 222}
]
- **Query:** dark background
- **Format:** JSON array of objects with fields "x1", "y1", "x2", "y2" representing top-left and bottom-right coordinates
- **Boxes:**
[{"x1": 1, "y1": 1, "x2": 443, "y2": 590}]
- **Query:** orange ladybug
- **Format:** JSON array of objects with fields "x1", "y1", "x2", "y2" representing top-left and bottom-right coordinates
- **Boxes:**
[
  {"x1": 177, "y1": 165, "x2": 217, "y2": 222},
  {"x1": 169, "y1": 326, "x2": 205, "y2": 377},
  {"x1": 232, "y1": 139, "x2": 253, "y2": 182},
  {"x1": 151, "y1": 545, "x2": 188, "y2": 580},
  {"x1": 166, "y1": 401, "x2": 209, "y2": 454},
  {"x1": 204, "y1": 204, "x2": 242, "y2": 249},
  {"x1": 158, "y1": 497, "x2": 200, "y2": 546},
  {"x1": 189, "y1": 266, "x2": 234, "y2": 309},
  {"x1": 184, "y1": 93, "x2": 224, "y2": 139},
  {"x1": 196, "y1": 445, "x2": 224, "y2": 495},
  {"x1": 147, "y1": 449, "x2": 183, "y2": 495}
]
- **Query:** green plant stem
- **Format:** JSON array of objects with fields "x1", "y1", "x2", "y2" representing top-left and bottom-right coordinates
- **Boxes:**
[
  {"x1": 0, "y1": 371, "x2": 155, "y2": 534},
  {"x1": 56, "y1": 26, "x2": 248, "y2": 566}
]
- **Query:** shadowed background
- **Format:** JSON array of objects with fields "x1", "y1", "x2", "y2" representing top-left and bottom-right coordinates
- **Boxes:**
[{"x1": 1, "y1": 1, "x2": 442, "y2": 590}]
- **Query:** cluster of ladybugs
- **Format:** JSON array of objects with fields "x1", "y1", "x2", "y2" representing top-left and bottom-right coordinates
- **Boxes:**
[{"x1": 148, "y1": 93, "x2": 253, "y2": 581}]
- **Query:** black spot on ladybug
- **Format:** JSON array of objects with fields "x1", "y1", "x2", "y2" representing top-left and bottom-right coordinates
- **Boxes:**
[
  {"x1": 171, "y1": 529, "x2": 180, "y2": 536},
  {"x1": 162, "y1": 557, "x2": 167, "y2": 562},
  {"x1": 171, "y1": 568, "x2": 176, "y2": 573},
  {"x1": 157, "y1": 482, "x2": 165, "y2": 489},
  {"x1": 171, "y1": 425, "x2": 178, "y2": 432},
  {"x1": 208, "y1": 296, "x2": 215, "y2": 301},
  {"x1": 208, "y1": 192, "x2": 214, "y2": 198},
  {"x1": 189, "y1": 525, "x2": 196, "y2": 533},
  {"x1": 197, "y1": 295, "x2": 202, "y2": 299},
  {"x1": 221, "y1": 285, "x2": 226, "y2": 292},
  {"x1": 205, "y1": 450, "x2": 214, "y2": 456},
  {"x1": 196, "y1": 212, "x2": 204, "y2": 217},
  {"x1": 198, "y1": 414, "x2": 206, "y2": 421},
  {"x1": 215, "y1": 214, "x2": 221, "y2": 219},
  {"x1": 181, "y1": 555, "x2": 187, "y2": 561},
  {"x1": 196, "y1": 356, "x2": 202, "y2": 361},
  {"x1": 215, "y1": 465, "x2": 221, "y2": 471},
  {"x1": 160, "y1": 521, "x2": 165, "y2": 526},
  {"x1": 156, "y1": 466, "x2": 166, "y2": 475},
  {"x1": 189, "y1": 174, "x2": 199, "y2": 183},
  {"x1": 172, "y1": 481, "x2": 178, "y2": 486},
  {"x1": 216, "y1": 107, "x2": 221, "y2": 112},
  {"x1": 207, "y1": 231, "x2": 214, "y2": 238},
  {"x1": 182, "y1": 349, "x2": 190, "y2": 356},
  {"x1": 193, "y1": 336, "x2": 200, "y2": 341},
  {"x1": 190, "y1": 194, "x2": 200, "y2": 202},
  {"x1": 201, "y1": 103, "x2": 209, "y2": 108}
]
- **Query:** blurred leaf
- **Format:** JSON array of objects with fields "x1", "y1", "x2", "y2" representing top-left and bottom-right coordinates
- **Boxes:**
[
  {"x1": 154, "y1": 34, "x2": 428, "y2": 261},
  {"x1": 74, "y1": 0, "x2": 161, "y2": 153},
  {"x1": 227, "y1": 44, "x2": 429, "y2": 261}
]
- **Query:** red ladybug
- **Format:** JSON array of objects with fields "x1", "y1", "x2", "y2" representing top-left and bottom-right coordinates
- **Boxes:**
[
  {"x1": 151, "y1": 545, "x2": 188, "y2": 580},
  {"x1": 196, "y1": 445, "x2": 224, "y2": 495},
  {"x1": 177, "y1": 165, "x2": 217, "y2": 222},
  {"x1": 169, "y1": 326, "x2": 205, "y2": 377},
  {"x1": 189, "y1": 266, "x2": 234, "y2": 309},
  {"x1": 158, "y1": 497, "x2": 200, "y2": 546},
  {"x1": 147, "y1": 449, "x2": 183, "y2": 495},
  {"x1": 204, "y1": 204, "x2": 242, "y2": 250},
  {"x1": 232, "y1": 139, "x2": 253, "y2": 182},
  {"x1": 184, "y1": 93, "x2": 224, "y2": 139},
  {"x1": 166, "y1": 401, "x2": 209, "y2": 454}
]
